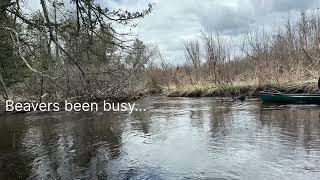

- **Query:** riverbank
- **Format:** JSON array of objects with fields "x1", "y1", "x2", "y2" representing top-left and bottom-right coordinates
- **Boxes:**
[{"x1": 164, "y1": 81, "x2": 319, "y2": 97}]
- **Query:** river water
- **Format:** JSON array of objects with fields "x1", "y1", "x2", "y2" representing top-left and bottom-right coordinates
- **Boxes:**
[{"x1": 0, "y1": 97, "x2": 320, "y2": 179}]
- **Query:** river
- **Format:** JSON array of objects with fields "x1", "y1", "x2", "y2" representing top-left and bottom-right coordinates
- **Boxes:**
[{"x1": 0, "y1": 97, "x2": 320, "y2": 179}]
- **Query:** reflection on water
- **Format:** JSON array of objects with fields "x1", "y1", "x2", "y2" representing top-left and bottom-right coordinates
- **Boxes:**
[{"x1": 1, "y1": 97, "x2": 320, "y2": 179}]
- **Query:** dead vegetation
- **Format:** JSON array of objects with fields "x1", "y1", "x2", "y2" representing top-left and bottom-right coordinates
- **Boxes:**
[
  {"x1": 0, "y1": 0, "x2": 157, "y2": 103},
  {"x1": 148, "y1": 11, "x2": 320, "y2": 97}
]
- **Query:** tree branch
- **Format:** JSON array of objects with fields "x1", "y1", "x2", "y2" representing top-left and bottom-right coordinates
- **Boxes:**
[
  {"x1": 40, "y1": 0, "x2": 88, "y2": 85},
  {"x1": 2, "y1": 26, "x2": 58, "y2": 80}
]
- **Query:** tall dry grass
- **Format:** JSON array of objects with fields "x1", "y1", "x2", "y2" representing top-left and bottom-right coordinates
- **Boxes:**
[{"x1": 148, "y1": 10, "x2": 320, "y2": 96}]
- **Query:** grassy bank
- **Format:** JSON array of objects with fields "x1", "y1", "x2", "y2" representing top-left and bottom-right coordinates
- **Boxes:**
[{"x1": 164, "y1": 81, "x2": 319, "y2": 97}]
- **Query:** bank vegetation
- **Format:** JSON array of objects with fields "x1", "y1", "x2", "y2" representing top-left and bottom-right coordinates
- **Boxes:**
[
  {"x1": 0, "y1": 0, "x2": 157, "y2": 104},
  {"x1": 148, "y1": 11, "x2": 320, "y2": 97}
]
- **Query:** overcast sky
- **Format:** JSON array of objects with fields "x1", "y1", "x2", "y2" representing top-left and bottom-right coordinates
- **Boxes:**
[
  {"x1": 106, "y1": 0, "x2": 319, "y2": 64},
  {"x1": 28, "y1": 0, "x2": 319, "y2": 64}
]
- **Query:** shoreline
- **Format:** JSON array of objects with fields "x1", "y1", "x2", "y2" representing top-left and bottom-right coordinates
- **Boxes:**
[
  {"x1": 1, "y1": 81, "x2": 319, "y2": 114},
  {"x1": 164, "y1": 81, "x2": 319, "y2": 98}
]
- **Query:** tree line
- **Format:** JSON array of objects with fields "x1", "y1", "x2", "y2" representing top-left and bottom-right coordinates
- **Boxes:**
[{"x1": 0, "y1": 0, "x2": 157, "y2": 102}]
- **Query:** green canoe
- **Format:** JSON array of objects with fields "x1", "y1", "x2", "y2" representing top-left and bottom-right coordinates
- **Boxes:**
[{"x1": 260, "y1": 91, "x2": 320, "y2": 104}]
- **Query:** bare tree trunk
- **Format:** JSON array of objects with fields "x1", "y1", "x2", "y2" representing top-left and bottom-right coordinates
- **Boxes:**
[
  {"x1": 0, "y1": 69, "x2": 8, "y2": 100},
  {"x1": 39, "y1": 77, "x2": 44, "y2": 102},
  {"x1": 40, "y1": 0, "x2": 89, "y2": 86}
]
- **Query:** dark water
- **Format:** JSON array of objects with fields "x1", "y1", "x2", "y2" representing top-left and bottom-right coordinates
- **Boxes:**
[{"x1": 1, "y1": 97, "x2": 320, "y2": 180}]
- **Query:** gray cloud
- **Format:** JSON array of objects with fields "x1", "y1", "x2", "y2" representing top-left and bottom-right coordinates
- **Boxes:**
[
  {"x1": 198, "y1": 4, "x2": 254, "y2": 35},
  {"x1": 112, "y1": 0, "x2": 318, "y2": 64},
  {"x1": 250, "y1": 0, "x2": 316, "y2": 13}
]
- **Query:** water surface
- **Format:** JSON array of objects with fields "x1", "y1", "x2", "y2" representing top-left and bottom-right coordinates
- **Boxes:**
[{"x1": 1, "y1": 97, "x2": 320, "y2": 179}]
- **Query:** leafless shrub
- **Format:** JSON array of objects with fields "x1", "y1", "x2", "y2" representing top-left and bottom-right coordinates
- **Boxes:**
[{"x1": 152, "y1": 10, "x2": 320, "y2": 90}]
